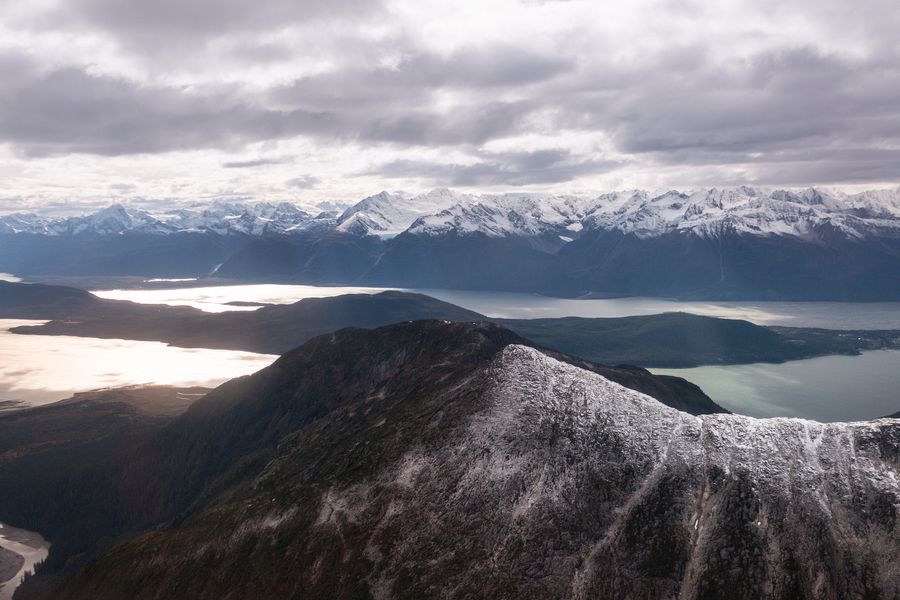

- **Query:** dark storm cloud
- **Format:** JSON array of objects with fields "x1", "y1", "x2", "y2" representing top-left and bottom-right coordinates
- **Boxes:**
[{"x1": 368, "y1": 149, "x2": 620, "y2": 186}]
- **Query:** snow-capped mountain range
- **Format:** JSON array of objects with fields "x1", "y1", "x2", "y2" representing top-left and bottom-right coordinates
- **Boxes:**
[
  {"x1": 0, "y1": 202, "x2": 329, "y2": 237},
  {"x1": 3, "y1": 186, "x2": 900, "y2": 300},
  {"x1": 3, "y1": 185, "x2": 900, "y2": 241}
]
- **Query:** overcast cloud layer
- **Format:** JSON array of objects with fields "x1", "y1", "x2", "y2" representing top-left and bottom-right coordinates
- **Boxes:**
[{"x1": 0, "y1": 0, "x2": 898, "y2": 211}]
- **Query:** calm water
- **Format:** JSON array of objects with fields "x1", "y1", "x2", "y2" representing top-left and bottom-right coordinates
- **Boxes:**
[
  {"x1": 94, "y1": 284, "x2": 394, "y2": 313},
  {"x1": 86, "y1": 284, "x2": 900, "y2": 421},
  {"x1": 653, "y1": 350, "x2": 900, "y2": 422},
  {"x1": 0, "y1": 320, "x2": 277, "y2": 407},
  {"x1": 93, "y1": 284, "x2": 900, "y2": 329},
  {"x1": 0, "y1": 522, "x2": 49, "y2": 600}
]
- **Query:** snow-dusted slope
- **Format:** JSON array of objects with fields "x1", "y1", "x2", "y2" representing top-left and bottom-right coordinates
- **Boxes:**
[
  {"x1": 30, "y1": 321, "x2": 900, "y2": 599},
  {"x1": 3, "y1": 186, "x2": 899, "y2": 241},
  {"x1": 164, "y1": 201, "x2": 314, "y2": 235},
  {"x1": 408, "y1": 193, "x2": 595, "y2": 240},
  {"x1": 0, "y1": 213, "x2": 52, "y2": 235},
  {"x1": 0, "y1": 201, "x2": 315, "y2": 236},
  {"x1": 314, "y1": 343, "x2": 900, "y2": 598},
  {"x1": 51, "y1": 204, "x2": 175, "y2": 236},
  {"x1": 406, "y1": 186, "x2": 900, "y2": 240},
  {"x1": 581, "y1": 186, "x2": 900, "y2": 239},
  {"x1": 403, "y1": 186, "x2": 900, "y2": 240},
  {"x1": 336, "y1": 188, "x2": 466, "y2": 236}
]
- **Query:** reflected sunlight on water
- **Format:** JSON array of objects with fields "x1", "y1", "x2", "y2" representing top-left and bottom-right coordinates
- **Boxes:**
[
  {"x1": 0, "y1": 320, "x2": 277, "y2": 407},
  {"x1": 93, "y1": 283, "x2": 900, "y2": 329},
  {"x1": 93, "y1": 284, "x2": 395, "y2": 313}
]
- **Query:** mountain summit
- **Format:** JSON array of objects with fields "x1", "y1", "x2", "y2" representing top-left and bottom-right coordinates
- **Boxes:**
[{"x1": 17, "y1": 321, "x2": 900, "y2": 600}]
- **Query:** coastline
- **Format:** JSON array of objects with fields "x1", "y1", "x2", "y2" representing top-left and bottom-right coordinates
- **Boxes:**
[{"x1": 0, "y1": 523, "x2": 49, "y2": 600}]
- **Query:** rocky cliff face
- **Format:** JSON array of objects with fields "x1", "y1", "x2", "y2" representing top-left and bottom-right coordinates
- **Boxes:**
[{"x1": 29, "y1": 323, "x2": 899, "y2": 600}]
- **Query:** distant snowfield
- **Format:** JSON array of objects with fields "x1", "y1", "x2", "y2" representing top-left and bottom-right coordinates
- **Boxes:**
[
  {"x1": 93, "y1": 283, "x2": 900, "y2": 330},
  {"x1": 0, "y1": 320, "x2": 277, "y2": 407}
]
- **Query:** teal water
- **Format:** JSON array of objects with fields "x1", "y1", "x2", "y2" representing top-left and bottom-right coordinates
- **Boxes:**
[{"x1": 652, "y1": 350, "x2": 900, "y2": 421}]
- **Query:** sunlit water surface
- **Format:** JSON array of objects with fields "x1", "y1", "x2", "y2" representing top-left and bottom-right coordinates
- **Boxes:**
[
  {"x1": 93, "y1": 284, "x2": 900, "y2": 329},
  {"x1": 94, "y1": 284, "x2": 395, "y2": 312},
  {"x1": 87, "y1": 284, "x2": 900, "y2": 421},
  {"x1": 0, "y1": 320, "x2": 277, "y2": 407}
]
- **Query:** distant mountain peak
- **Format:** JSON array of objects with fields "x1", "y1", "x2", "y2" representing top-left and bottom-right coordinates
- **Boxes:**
[{"x1": 3, "y1": 186, "x2": 900, "y2": 241}]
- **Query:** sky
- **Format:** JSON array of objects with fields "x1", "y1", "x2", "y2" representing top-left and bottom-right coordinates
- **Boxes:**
[{"x1": 0, "y1": 0, "x2": 899, "y2": 213}]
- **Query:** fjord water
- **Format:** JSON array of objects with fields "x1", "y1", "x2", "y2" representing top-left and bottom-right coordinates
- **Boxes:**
[
  {"x1": 0, "y1": 320, "x2": 277, "y2": 407},
  {"x1": 92, "y1": 283, "x2": 900, "y2": 329},
  {"x1": 94, "y1": 283, "x2": 395, "y2": 313},
  {"x1": 86, "y1": 283, "x2": 900, "y2": 421},
  {"x1": 652, "y1": 350, "x2": 900, "y2": 421}
]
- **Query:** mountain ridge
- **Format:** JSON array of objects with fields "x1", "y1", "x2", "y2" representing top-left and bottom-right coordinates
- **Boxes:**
[{"x1": 14, "y1": 321, "x2": 900, "y2": 600}]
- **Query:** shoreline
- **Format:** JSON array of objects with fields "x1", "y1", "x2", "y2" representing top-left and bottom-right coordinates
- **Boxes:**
[{"x1": 0, "y1": 523, "x2": 50, "y2": 600}]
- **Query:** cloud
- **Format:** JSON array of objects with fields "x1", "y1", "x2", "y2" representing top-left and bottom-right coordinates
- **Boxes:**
[
  {"x1": 0, "y1": 0, "x2": 899, "y2": 205},
  {"x1": 0, "y1": 48, "x2": 546, "y2": 156},
  {"x1": 368, "y1": 149, "x2": 621, "y2": 186},
  {"x1": 72, "y1": 0, "x2": 381, "y2": 32},
  {"x1": 44, "y1": 0, "x2": 387, "y2": 57},
  {"x1": 274, "y1": 45, "x2": 575, "y2": 109},
  {"x1": 0, "y1": 52, "x2": 341, "y2": 156},
  {"x1": 222, "y1": 157, "x2": 290, "y2": 168},
  {"x1": 286, "y1": 175, "x2": 321, "y2": 189}
]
